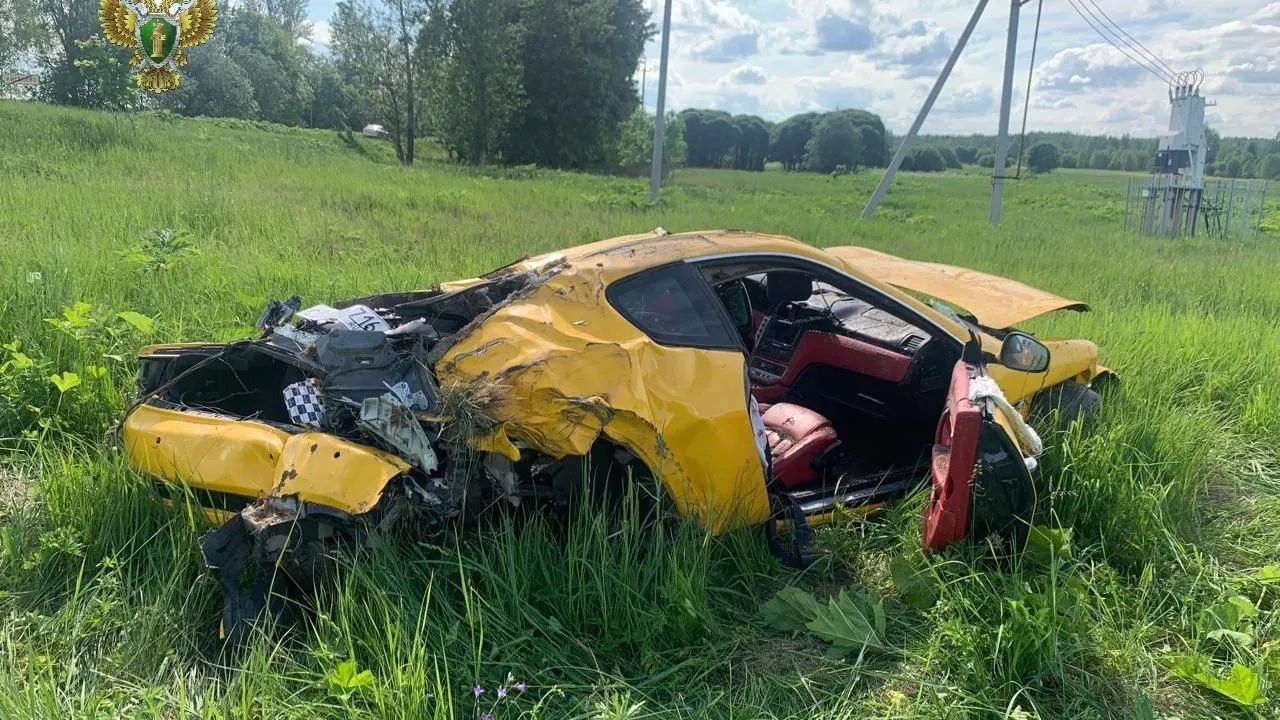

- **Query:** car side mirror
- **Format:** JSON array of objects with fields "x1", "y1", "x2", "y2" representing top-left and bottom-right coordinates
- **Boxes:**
[{"x1": 1000, "y1": 332, "x2": 1050, "y2": 373}]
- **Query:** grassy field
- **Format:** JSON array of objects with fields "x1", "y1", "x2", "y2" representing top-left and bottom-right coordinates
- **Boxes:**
[{"x1": 2, "y1": 99, "x2": 1280, "y2": 719}]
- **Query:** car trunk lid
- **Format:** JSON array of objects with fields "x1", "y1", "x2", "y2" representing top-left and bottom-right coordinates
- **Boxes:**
[{"x1": 825, "y1": 246, "x2": 1088, "y2": 330}]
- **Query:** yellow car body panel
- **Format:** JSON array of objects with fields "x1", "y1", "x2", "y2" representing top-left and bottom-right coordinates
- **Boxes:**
[
  {"x1": 987, "y1": 338, "x2": 1103, "y2": 405},
  {"x1": 438, "y1": 247, "x2": 772, "y2": 532},
  {"x1": 825, "y1": 246, "x2": 1089, "y2": 330},
  {"x1": 123, "y1": 404, "x2": 409, "y2": 513}
]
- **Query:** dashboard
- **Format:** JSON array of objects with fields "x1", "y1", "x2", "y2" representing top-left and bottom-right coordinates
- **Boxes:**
[{"x1": 747, "y1": 296, "x2": 927, "y2": 392}]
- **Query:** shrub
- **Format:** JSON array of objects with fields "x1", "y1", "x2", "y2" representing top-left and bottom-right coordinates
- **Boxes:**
[{"x1": 1027, "y1": 143, "x2": 1061, "y2": 173}]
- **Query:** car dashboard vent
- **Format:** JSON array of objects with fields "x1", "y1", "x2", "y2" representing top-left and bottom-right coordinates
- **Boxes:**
[{"x1": 903, "y1": 335, "x2": 926, "y2": 353}]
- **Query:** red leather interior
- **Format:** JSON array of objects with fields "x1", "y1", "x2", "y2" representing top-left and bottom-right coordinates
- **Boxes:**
[
  {"x1": 760, "y1": 402, "x2": 839, "y2": 488},
  {"x1": 750, "y1": 328, "x2": 912, "y2": 404},
  {"x1": 779, "y1": 330, "x2": 911, "y2": 384}
]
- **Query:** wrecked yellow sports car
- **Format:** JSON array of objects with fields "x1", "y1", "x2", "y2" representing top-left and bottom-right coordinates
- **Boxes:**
[{"x1": 121, "y1": 230, "x2": 1109, "y2": 637}]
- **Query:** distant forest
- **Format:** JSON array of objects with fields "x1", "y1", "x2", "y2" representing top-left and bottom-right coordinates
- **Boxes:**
[{"x1": 678, "y1": 107, "x2": 1280, "y2": 181}]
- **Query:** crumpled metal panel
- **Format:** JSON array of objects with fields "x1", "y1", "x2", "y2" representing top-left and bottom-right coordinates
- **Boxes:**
[
  {"x1": 437, "y1": 241, "x2": 772, "y2": 533},
  {"x1": 123, "y1": 404, "x2": 409, "y2": 513}
]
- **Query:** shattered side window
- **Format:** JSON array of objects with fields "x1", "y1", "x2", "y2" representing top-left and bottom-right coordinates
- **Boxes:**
[{"x1": 608, "y1": 263, "x2": 741, "y2": 350}]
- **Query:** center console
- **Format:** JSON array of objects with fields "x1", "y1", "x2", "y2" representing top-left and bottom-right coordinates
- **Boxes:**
[{"x1": 748, "y1": 317, "x2": 803, "y2": 384}]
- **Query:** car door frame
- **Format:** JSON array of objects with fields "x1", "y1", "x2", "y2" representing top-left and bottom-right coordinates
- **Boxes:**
[{"x1": 686, "y1": 252, "x2": 1037, "y2": 549}]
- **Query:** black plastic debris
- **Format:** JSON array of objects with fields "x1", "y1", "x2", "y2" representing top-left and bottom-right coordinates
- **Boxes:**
[{"x1": 256, "y1": 295, "x2": 302, "y2": 333}]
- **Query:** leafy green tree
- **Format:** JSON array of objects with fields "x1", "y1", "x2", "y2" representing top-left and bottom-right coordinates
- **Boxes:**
[
  {"x1": 221, "y1": 7, "x2": 313, "y2": 126},
  {"x1": 1027, "y1": 142, "x2": 1060, "y2": 173},
  {"x1": 607, "y1": 108, "x2": 684, "y2": 177},
  {"x1": 423, "y1": 0, "x2": 524, "y2": 164},
  {"x1": 1090, "y1": 151, "x2": 1111, "y2": 170},
  {"x1": 20, "y1": 0, "x2": 134, "y2": 107},
  {"x1": 731, "y1": 114, "x2": 770, "y2": 171},
  {"x1": 857, "y1": 124, "x2": 886, "y2": 167},
  {"x1": 331, "y1": 0, "x2": 424, "y2": 163},
  {"x1": 681, "y1": 109, "x2": 739, "y2": 168},
  {"x1": 909, "y1": 147, "x2": 945, "y2": 172},
  {"x1": 498, "y1": 0, "x2": 650, "y2": 169},
  {"x1": 163, "y1": 50, "x2": 259, "y2": 119},
  {"x1": 955, "y1": 146, "x2": 978, "y2": 164},
  {"x1": 937, "y1": 146, "x2": 961, "y2": 170},
  {"x1": 303, "y1": 55, "x2": 354, "y2": 129},
  {"x1": 768, "y1": 113, "x2": 817, "y2": 171},
  {"x1": 261, "y1": 0, "x2": 311, "y2": 43},
  {"x1": 1226, "y1": 156, "x2": 1243, "y2": 178},
  {"x1": 978, "y1": 153, "x2": 995, "y2": 168},
  {"x1": 804, "y1": 114, "x2": 861, "y2": 173},
  {"x1": 1061, "y1": 154, "x2": 1077, "y2": 169}
]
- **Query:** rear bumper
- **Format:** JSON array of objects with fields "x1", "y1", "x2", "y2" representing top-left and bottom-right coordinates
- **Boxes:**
[{"x1": 122, "y1": 404, "x2": 408, "y2": 515}]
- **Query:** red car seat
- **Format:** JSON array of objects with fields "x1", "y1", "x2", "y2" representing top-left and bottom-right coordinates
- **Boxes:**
[{"x1": 758, "y1": 402, "x2": 839, "y2": 488}]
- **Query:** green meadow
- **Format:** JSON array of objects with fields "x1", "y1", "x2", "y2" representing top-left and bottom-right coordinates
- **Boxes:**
[{"x1": 2, "y1": 99, "x2": 1280, "y2": 718}]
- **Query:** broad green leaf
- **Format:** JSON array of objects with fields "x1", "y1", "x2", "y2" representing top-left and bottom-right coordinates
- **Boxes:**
[
  {"x1": 326, "y1": 659, "x2": 375, "y2": 692},
  {"x1": 761, "y1": 586, "x2": 821, "y2": 633},
  {"x1": 1256, "y1": 565, "x2": 1280, "y2": 583},
  {"x1": 1202, "y1": 596, "x2": 1259, "y2": 634},
  {"x1": 1207, "y1": 629, "x2": 1254, "y2": 647},
  {"x1": 890, "y1": 557, "x2": 939, "y2": 610},
  {"x1": 804, "y1": 589, "x2": 887, "y2": 657},
  {"x1": 116, "y1": 311, "x2": 154, "y2": 334},
  {"x1": 1227, "y1": 596, "x2": 1259, "y2": 619},
  {"x1": 48, "y1": 372, "x2": 80, "y2": 393},
  {"x1": 1170, "y1": 653, "x2": 1267, "y2": 707},
  {"x1": 1023, "y1": 526, "x2": 1073, "y2": 566}
]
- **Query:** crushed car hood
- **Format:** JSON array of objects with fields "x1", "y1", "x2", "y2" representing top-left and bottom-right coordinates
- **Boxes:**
[{"x1": 825, "y1": 246, "x2": 1089, "y2": 330}]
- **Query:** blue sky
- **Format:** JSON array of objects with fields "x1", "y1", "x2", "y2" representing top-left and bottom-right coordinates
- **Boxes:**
[{"x1": 304, "y1": 0, "x2": 1280, "y2": 137}]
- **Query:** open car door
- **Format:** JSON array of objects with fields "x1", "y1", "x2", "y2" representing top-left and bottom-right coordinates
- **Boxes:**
[{"x1": 925, "y1": 346, "x2": 1037, "y2": 552}]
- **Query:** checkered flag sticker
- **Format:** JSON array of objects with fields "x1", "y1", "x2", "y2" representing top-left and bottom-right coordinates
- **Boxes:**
[{"x1": 283, "y1": 379, "x2": 325, "y2": 428}]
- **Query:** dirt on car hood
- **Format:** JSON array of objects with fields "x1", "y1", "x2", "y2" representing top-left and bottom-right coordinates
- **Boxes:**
[{"x1": 826, "y1": 246, "x2": 1090, "y2": 330}]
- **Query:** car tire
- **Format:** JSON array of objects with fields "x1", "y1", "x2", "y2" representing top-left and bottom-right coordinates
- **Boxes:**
[{"x1": 1030, "y1": 381, "x2": 1101, "y2": 431}]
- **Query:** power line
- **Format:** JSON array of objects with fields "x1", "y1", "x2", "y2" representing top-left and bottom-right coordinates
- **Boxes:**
[
  {"x1": 1063, "y1": 0, "x2": 1173, "y2": 84},
  {"x1": 1066, "y1": 0, "x2": 1172, "y2": 82},
  {"x1": 1081, "y1": 0, "x2": 1179, "y2": 80}
]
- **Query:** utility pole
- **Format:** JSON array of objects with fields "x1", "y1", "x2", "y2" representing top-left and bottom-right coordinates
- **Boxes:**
[
  {"x1": 989, "y1": 0, "x2": 1022, "y2": 225},
  {"x1": 640, "y1": 59, "x2": 647, "y2": 107},
  {"x1": 862, "y1": 0, "x2": 990, "y2": 218},
  {"x1": 649, "y1": 0, "x2": 673, "y2": 204}
]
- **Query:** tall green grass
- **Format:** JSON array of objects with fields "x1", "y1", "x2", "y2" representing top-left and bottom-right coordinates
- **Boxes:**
[{"x1": 2, "y1": 99, "x2": 1280, "y2": 717}]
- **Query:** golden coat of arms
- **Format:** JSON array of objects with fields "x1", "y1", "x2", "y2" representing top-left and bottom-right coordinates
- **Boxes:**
[{"x1": 99, "y1": 0, "x2": 217, "y2": 92}]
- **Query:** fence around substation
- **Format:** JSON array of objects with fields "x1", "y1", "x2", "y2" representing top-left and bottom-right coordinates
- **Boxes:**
[{"x1": 1123, "y1": 176, "x2": 1269, "y2": 241}]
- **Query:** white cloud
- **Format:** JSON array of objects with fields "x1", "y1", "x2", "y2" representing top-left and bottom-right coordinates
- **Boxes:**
[
  {"x1": 1037, "y1": 44, "x2": 1150, "y2": 91},
  {"x1": 721, "y1": 64, "x2": 770, "y2": 86}
]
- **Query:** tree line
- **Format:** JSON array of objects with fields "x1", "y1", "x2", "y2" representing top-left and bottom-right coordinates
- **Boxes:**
[
  {"x1": 920, "y1": 129, "x2": 1280, "y2": 180},
  {"x1": 676, "y1": 108, "x2": 893, "y2": 174},
  {"x1": 0, "y1": 0, "x2": 654, "y2": 170}
]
